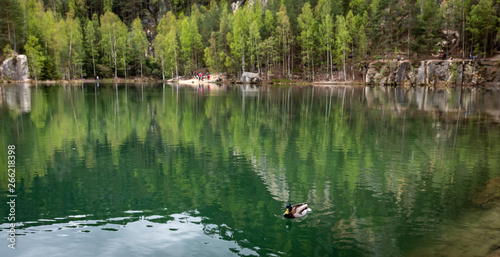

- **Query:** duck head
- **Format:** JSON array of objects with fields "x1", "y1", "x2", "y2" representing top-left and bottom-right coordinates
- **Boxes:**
[{"x1": 285, "y1": 203, "x2": 292, "y2": 215}]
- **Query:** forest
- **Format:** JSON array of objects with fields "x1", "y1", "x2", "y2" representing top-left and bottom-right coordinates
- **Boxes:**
[{"x1": 0, "y1": 0, "x2": 499, "y2": 81}]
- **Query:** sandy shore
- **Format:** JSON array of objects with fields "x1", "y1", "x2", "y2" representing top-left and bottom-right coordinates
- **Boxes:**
[{"x1": 177, "y1": 74, "x2": 222, "y2": 85}]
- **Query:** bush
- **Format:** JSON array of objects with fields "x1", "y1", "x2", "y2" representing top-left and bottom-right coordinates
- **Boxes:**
[{"x1": 96, "y1": 64, "x2": 113, "y2": 78}]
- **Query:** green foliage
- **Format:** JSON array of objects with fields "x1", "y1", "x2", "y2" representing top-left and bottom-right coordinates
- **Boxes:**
[
  {"x1": 103, "y1": 0, "x2": 113, "y2": 13},
  {"x1": 84, "y1": 16, "x2": 99, "y2": 77},
  {"x1": 179, "y1": 14, "x2": 203, "y2": 74},
  {"x1": 335, "y1": 15, "x2": 351, "y2": 81},
  {"x1": 100, "y1": 11, "x2": 127, "y2": 78},
  {"x1": 6, "y1": 0, "x2": 500, "y2": 80},
  {"x1": 60, "y1": 11, "x2": 84, "y2": 79},
  {"x1": 204, "y1": 33, "x2": 217, "y2": 72},
  {"x1": 2, "y1": 44, "x2": 14, "y2": 59},
  {"x1": 24, "y1": 35, "x2": 45, "y2": 81},
  {"x1": 298, "y1": 2, "x2": 316, "y2": 80},
  {"x1": 130, "y1": 18, "x2": 149, "y2": 78},
  {"x1": 0, "y1": 0, "x2": 23, "y2": 52},
  {"x1": 414, "y1": 0, "x2": 443, "y2": 55},
  {"x1": 276, "y1": 4, "x2": 292, "y2": 78},
  {"x1": 231, "y1": 7, "x2": 250, "y2": 72},
  {"x1": 467, "y1": 0, "x2": 496, "y2": 57}
]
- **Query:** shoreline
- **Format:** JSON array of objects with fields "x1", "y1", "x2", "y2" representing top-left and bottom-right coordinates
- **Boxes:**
[{"x1": 0, "y1": 79, "x2": 496, "y2": 90}]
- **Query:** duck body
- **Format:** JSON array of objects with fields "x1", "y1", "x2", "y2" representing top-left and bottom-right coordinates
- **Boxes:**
[{"x1": 284, "y1": 202, "x2": 310, "y2": 218}]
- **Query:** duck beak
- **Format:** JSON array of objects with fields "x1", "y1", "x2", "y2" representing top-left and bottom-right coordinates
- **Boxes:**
[{"x1": 285, "y1": 209, "x2": 289, "y2": 214}]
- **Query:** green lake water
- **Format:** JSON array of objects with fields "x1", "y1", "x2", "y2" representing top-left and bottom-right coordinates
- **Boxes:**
[{"x1": 1, "y1": 83, "x2": 500, "y2": 257}]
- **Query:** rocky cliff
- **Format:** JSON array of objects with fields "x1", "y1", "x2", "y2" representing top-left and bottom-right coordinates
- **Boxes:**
[
  {"x1": 365, "y1": 59, "x2": 500, "y2": 88},
  {"x1": 0, "y1": 55, "x2": 30, "y2": 82}
]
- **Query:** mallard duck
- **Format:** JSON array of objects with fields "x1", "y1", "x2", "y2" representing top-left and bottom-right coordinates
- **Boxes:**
[{"x1": 283, "y1": 202, "x2": 310, "y2": 218}]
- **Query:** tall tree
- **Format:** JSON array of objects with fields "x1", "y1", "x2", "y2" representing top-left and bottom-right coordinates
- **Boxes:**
[
  {"x1": 117, "y1": 21, "x2": 129, "y2": 78},
  {"x1": 180, "y1": 14, "x2": 202, "y2": 74},
  {"x1": 24, "y1": 35, "x2": 45, "y2": 82},
  {"x1": 100, "y1": 11, "x2": 127, "y2": 78},
  {"x1": 204, "y1": 32, "x2": 217, "y2": 72},
  {"x1": 276, "y1": 4, "x2": 292, "y2": 78},
  {"x1": 61, "y1": 9, "x2": 84, "y2": 79},
  {"x1": 231, "y1": 7, "x2": 249, "y2": 73},
  {"x1": 156, "y1": 11, "x2": 179, "y2": 79},
  {"x1": 467, "y1": 0, "x2": 496, "y2": 58},
  {"x1": 130, "y1": 17, "x2": 148, "y2": 78},
  {"x1": 0, "y1": 0, "x2": 23, "y2": 53},
  {"x1": 298, "y1": 2, "x2": 316, "y2": 81},
  {"x1": 316, "y1": 0, "x2": 335, "y2": 80},
  {"x1": 84, "y1": 16, "x2": 98, "y2": 77},
  {"x1": 154, "y1": 32, "x2": 167, "y2": 80},
  {"x1": 414, "y1": 0, "x2": 443, "y2": 55},
  {"x1": 335, "y1": 15, "x2": 351, "y2": 81}
]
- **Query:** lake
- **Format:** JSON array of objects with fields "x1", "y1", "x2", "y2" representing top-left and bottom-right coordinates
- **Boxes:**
[{"x1": 1, "y1": 83, "x2": 500, "y2": 257}]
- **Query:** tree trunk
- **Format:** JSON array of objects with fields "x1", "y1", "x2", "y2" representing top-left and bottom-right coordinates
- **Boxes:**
[
  {"x1": 123, "y1": 51, "x2": 127, "y2": 78},
  {"x1": 330, "y1": 44, "x2": 333, "y2": 80},
  {"x1": 408, "y1": 2, "x2": 412, "y2": 59},
  {"x1": 6, "y1": 7, "x2": 11, "y2": 47},
  {"x1": 462, "y1": 0, "x2": 465, "y2": 58},
  {"x1": 343, "y1": 49, "x2": 347, "y2": 81},
  {"x1": 21, "y1": 0, "x2": 26, "y2": 45},
  {"x1": 161, "y1": 58, "x2": 165, "y2": 80},
  {"x1": 174, "y1": 43, "x2": 178, "y2": 79},
  {"x1": 114, "y1": 55, "x2": 118, "y2": 78},
  {"x1": 310, "y1": 47, "x2": 314, "y2": 81},
  {"x1": 241, "y1": 34, "x2": 245, "y2": 73},
  {"x1": 91, "y1": 40, "x2": 96, "y2": 77},
  {"x1": 140, "y1": 58, "x2": 143, "y2": 78},
  {"x1": 69, "y1": 27, "x2": 73, "y2": 79}
]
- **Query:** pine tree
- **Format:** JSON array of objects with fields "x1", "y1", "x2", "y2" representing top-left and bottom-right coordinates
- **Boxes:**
[
  {"x1": 467, "y1": 0, "x2": 496, "y2": 58},
  {"x1": 415, "y1": 0, "x2": 443, "y2": 55}
]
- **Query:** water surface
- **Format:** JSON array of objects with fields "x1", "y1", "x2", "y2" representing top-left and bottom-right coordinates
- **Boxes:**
[{"x1": 1, "y1": 83, "x2": 500, "y2": 256}]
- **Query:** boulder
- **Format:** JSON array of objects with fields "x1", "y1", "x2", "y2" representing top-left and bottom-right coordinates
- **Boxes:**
[
  {"x1": 241, "y1": 72, "x2": 260, "y2": 83},
  {"x1": 1, "y1": 55, "x2": 29, "y2": 81}
]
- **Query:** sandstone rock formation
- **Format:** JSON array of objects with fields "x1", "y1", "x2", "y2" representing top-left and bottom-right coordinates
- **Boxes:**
[
  {"x1": 241, "y1": 72, "x2": 260, "y2": 83},
  {"x1": 1, "y1": 55, "x2": 30, "y2": 81},
  {"x1": 365, "y1": 59, "x2": 499, "y2": 88}
]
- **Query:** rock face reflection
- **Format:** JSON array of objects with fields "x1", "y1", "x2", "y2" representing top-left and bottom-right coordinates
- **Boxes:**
[{"x1": 0, "y1": 83, "x2": 31, "y2": 113}]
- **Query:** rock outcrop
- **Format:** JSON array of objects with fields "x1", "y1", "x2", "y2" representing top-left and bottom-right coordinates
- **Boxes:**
[
  {"x1": 365, "y1": 59, "x2": 499, "y2": 88},
  {"x1": 1, "y1": 55, "x2": 30, "y2": 81},
  {"x1": 241, "y1": 72, "x2": 260, "y2": 83}
]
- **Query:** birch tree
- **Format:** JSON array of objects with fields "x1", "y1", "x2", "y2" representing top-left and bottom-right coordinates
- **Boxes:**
[
  {"x1": 276, "y1": 4, "x2": 292, "y2": 78},
  {"x1": 100, "y1": 11, "x2": 126, "y2": 78},
  {"x1": 130, "y1": 17, "x2": 148, "y2": 78},
  {"x1": 298, "y1": 2, "x2": 316, "y2": 81},
  {"x1": 84, "y1": 17, "x2": 97, "y2": 77},
  {"x1": 336, "y1": 15, "x2": 351, "y2": 81}
]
